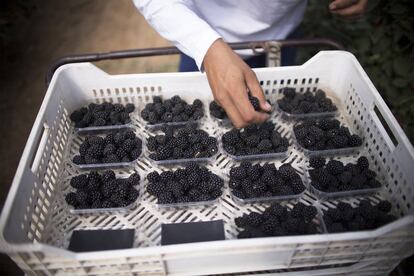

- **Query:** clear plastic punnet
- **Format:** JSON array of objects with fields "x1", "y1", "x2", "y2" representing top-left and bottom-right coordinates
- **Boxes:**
[
  {"x1": 292, "y1": 120, "x2": 364, "y2": 157},
  {"x1": 62, "y1": 174, "x2": 141, "y2": 215},
  {"x1": 275, "y1": 87, "x2": 340, "y2": 121},
  {"x1": 228, "y1": 165, "x2": 308, "y2": 205}
]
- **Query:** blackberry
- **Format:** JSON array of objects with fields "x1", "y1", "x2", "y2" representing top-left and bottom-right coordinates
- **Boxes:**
[
  {"x1": 329, "y1": 222, "x2": 345, "y2": 233},
  {"x1": 130, "y1": 149, "x2": 141, "y2": 160},
  {"x1": 160, "y1": 171, "x2": 175, "y2": 182},
  {"x1": 101, "y1": 180, "x2": 117, "y2": 197},
  {"x1": 291, "y1": 202, "x2": 306, "y2": 218},
  {"x1": 284, "y1": 218, "x2": 300, "y2": 233},
  {"x1": 106, "y1": 154, "x2": 120, "y2": 163},
  {"x1": 75, "y1": 190, "x2": 89, "y2": 205},
  {"x1": 247, "y1": 164, "x2": 262, "y2": 180},
  {"x1": 84, "y1": 155, "x2": 98, "y2": 164},
  {"x1": 101, "y1": 200, "x2": 114, "y2": 209},
  {"x1": 128, "y1": 173, "x2": 140, "y2": 186},
  {"x1": 282, "y1": 87, "x2": 296, "y2": 99},
  {"x1": 339, "y1": 171, "x2": 352, "y2": 185},
  {"x1": 303, "y1": 206, "x2": 317, "y2": 222},
  {"x1": 125, "y1": 103, "x2": 135, "y2": 113},
  {"x1": 122, "y1": 139, "x2": 135, "y2": 152},
  {"x1": 73, "y1": 155, "x2": 86, "y2": 165},
  {"x1": 103, "y1": 144, "x2": 116, "y2": 156},
  {"x1": 116, "y1": 147, "x2": 127, "y2": 159},
  {"x1": 230, "y1": 166, "x2": 246, "y2": 180},
  {"x1": 326, "y1": 208, "x2": 342, "y2": 222},
  {"x1": 244, "y1": 212, "x2": 263, "y2": 227},
  {"x1": 309, "y1": 156, "x2": 326, "y2": 168},
  {"x1": 126, "y1": 188, "x2": 139, "y2": 203},
  {"x1": 349, "y1": 135, "x2": 362, "y2": 147},
  {"x1": 357, "y1": 156, "x2": 369, "y2": 170},
  {"x1": 248, "y1": 94, "x2": 260, "y2": 111},
  {"x1": 291, "y1": 177, "x2": 305, "y2": 194},
  {"x1": 100, "y1": 170, "x2": 114, "y2": 183},
  {"x1": 86, "y1": 145, "x2": 102, "y2": 159},
  {"x1": 88, "y1": 179, "x2": 101, "y2": 191},
  {"x1": 377, "y1": 200, "x2": 392, "y2": 213},
  {"x1": 257, "y1": 139, "x2": 272, "y2": 151},
  {"x1": 326, "y1": 160, "x2": 345, "y2": 175},
  {"x1": 65, "y1": 192, "x2": 78, "y2": 207},
  {"x1": 332, "y1": 135, "x2": 348, "y2": 148},
  {"x1": 147, "y1": 182, "x2": 164, "y2": 196},
  {"x1": 209, "y1": 101, "x2": 227, "y2": 119},
  {"x1": 278, "y1": 164, "x2": 296, "y2": 180},
  {"x1": 89, "y1": 190, "x2": 103, "y2": 203},
  {"x1": 87, "y1": 136, "x2": 104, "y2": 146},
  {"x1": 70, "y1": 174, "x2": 88, "y2": 189}
]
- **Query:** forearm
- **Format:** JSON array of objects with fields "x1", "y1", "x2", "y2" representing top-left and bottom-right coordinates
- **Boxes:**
[{"x1": 133, "y1": 0, "x2": 221, "y2": 69}]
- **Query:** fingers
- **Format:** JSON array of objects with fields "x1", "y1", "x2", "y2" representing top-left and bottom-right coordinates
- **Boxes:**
[
  {"x1": 329, "y1": 0, "x2": 358, "y2": 10},
  {"x1": 329, "y1": 0, "x2": 367, "y2": 18},
  {"x1": 230, "y1": 78, "x2": 269, "y2": 126},
  {"x1": 244, "y1": 69, "x2": 272, "y2": 112},
  {"x1": 330, "y1": 4, "x2": 364, "y2": 17},
  {"x1": 214, "y1": 92, "x2": 246, "y2": 128}
]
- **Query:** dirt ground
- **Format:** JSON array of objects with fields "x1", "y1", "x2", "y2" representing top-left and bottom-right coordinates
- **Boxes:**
[{"x1": 0, "y1": 0, "x2": 177, "y2": 274}]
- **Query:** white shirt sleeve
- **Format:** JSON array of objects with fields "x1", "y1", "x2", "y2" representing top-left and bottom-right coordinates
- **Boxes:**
[{"x1": 133, "y1": 0, "x2": 222, "y2": 70}]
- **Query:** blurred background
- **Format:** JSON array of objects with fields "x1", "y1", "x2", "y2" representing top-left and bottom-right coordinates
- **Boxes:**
[{"x1": 0, "y1": 0, "x2": 413, "y2": 275}]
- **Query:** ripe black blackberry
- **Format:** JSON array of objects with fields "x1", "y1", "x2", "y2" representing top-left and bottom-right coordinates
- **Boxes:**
[
  {"x1": 75, "y1": 190, "x2": 89, "y2": 205},
  {"x1": 278, "y1": 164, "x2": 296, "y2": 180},
  {"x1": 291, "y1": 202, "x2": 306, "y2": 218},
  {"x1": 70, "y1": 174, "x2": 88, "y2": 189},
  {"x1": 128, "y1": 173, "x2": 140, "y2": 186},
  {"x1": 248, "y1": 94, "x2": 260, "y2": 111},
  {"x1": 147, "y1": 182, "x2": 165, "y2": 196},
  {"x1": 357, "y1": 156, "x2": 369, "y2": 170},
  {"x1": 326, "y1": 160, "x2": 345, "y2": 175},
  {"x1": 230, "y1": 166, "x2": 246, "y2": 180},
  {"x1": 158, "y1": 192, "x2": 175, "y2": 204},
  {"x1": 209, "y1": 101, "x2": 227, "y2": 119},
  {"x1": 377, "y1": 200, "x2": 392, "y2": 213},
  {"x1": 244, "y1": 212, "x2": 263, "y2": 227},
  {"x1": 303, "y1": 205, "x2": 317, "y2": 222},
  {"x1": 291, "y1": 177, "x2": 305, "y2": 194},
  {"x1": 309, "y1": 156, "x2": 326, "y2": 168},
  {"x1": 349, "y1": 135, "x2": 362, "y2": 147},
  {"x1": 65, "y1": 192, "x2": 78, "y2": 207},
  {"x1": 101, "y1": 180, "x2": 116, "y2": 198}
]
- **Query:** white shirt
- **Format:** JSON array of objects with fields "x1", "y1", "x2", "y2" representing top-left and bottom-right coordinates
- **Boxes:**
[{"x1": 133, "y1": 0, "x2": 307, "y2": 70}]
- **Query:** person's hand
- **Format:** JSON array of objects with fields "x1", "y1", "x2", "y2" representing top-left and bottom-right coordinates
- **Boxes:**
[
  {"x1": 329, "y1": 0, "x2": 369, "y2": 19},
  {"x1": 203, "y1": 39, "x2": 271, "y2": 128}
]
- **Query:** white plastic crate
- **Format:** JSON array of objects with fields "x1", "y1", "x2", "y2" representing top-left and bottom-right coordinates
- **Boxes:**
[{"x1": 1, "y1": 51, "x2": 414, "y2": 276}]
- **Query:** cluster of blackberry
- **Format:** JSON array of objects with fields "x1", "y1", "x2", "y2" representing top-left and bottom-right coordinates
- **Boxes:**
[
  {"x1": 147, "y1": 125, "x2": 218, "y2": 161},
  {"x1": 209, "y1": 94, "x2": 266, "y2": 119},
  {"x1": 229, "y1": 162, "x2": 305, "y2": 199},
  {"x1": 147, "y1": 162, "x2": 224, "y2": 204},
  {"x1": 141, "y1": 95, "x2": 204, "y2": 124},
  {"x1": 70, "y1": 102, "x2": 135, "y2": 128},
  {"x1": 65, "y1": 171, "x2": 140, "y2": 209},
  {"x1": 323, "y1": 200, "x2": 396, "y2": 233},
  {"x1": 277, "y1": 87, "x2": 337, "y2": 114},
  {"x1": 309, "y1": 156, "x2": 381, "y2": 193},
  {"x1": 222, "y1": 122, "x2": 289, "y2": 156},
  {"x1": 294, "y1": 118, "x2": 363, "y2": 151},
  {"x1": 236, "y1": 202, "x2": 319, "y2": 238},
  {"x1": 72, "y1": 130, "x2": 142, "y2": 165}
]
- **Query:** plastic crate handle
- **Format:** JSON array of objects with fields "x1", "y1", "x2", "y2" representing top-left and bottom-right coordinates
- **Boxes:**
[{"x1": 30, "y1": 123, "x2": 50, "y2": 174}]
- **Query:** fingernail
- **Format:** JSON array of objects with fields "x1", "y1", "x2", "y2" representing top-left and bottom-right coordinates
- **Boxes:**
[
  {"x1": 329, "y1": 3, "x2": 336, "y2": 10},
  {"x1": 264, "y1": 102, "x2": 272, "y2": 111}
]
